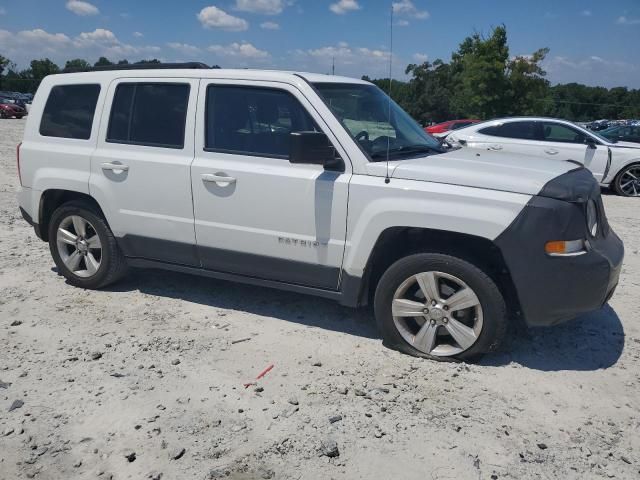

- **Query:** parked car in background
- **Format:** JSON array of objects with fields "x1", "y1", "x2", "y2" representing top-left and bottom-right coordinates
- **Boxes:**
[
  {"x1": 425, "y1": 119, "x2": 479, "y2": 137},
  {"x1": 445, "y1": 117, "x2": 640, "y2": 196},
  {"x1": 586, "y1": 120, "x2": 611, "y2": 131},
  {"x1": 600, "y1": 125, "x2": 640, "y2": 144},
  {"x1": 0, "y1": 100, "x2": 26, "y2": 119}
]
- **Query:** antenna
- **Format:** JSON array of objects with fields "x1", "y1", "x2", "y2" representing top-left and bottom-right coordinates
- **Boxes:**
[
  {"x1": 332, "y1": 56, "x2": 335, "y2": 75},
  {"x1": 384, "y1": 3, "x2": 393, "y2": 184}
]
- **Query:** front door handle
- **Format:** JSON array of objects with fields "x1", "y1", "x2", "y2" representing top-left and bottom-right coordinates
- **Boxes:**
[
  {"x1": 488, "y1": 144, "x2": 503, "y2": 151},
  {"x1": 101, "y1": 162, "x2": 129, "y2": 172},
  {"x1": 201, "y1": 173, "x2": 236, "y2": 185},
  {"x1": 545, "y1": 149, "x2": 559, "y2": 155}
]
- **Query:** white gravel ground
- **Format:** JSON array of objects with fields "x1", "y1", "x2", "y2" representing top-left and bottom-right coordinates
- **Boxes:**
[{"x1": 1, "y1": 117, "x2": 639, "y2": 480}]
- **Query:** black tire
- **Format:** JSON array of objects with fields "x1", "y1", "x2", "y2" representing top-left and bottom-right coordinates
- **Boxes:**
[
  {"x1": 374, "y1": 253, "x2": 508, "y2": 362},
  {"x1": 612, "y1": 163, "x2": 640, "y2": 197},
  {"x1": 48, "y1": 201, "x2": 127, "y2": 289}
]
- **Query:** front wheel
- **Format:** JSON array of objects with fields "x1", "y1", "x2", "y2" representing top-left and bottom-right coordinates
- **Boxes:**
[
  {"x1": 48, "y1": 201, "x2": 127, "y2": 289},
  {"x1": 374, "y1": 253, "x2": 508, "y2": 362},
  {"x1": 613, "y1": 164, "x2": 640, "y2": 197}
]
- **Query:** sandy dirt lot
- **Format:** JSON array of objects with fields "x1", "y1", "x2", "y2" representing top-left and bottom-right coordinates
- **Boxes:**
[{"x1": 1, "y1": 117, "x2": 639, "y2": 480}]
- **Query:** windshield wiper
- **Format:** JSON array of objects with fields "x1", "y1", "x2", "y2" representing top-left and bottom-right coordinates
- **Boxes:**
[{"x1": 370, "y1": 144, "x2": 444, "y2": 160}]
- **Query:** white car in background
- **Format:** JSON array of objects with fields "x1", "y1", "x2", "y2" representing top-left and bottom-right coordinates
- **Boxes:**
[{"x1": 445, "y1": 117, "x2": 640, "y2": 197}]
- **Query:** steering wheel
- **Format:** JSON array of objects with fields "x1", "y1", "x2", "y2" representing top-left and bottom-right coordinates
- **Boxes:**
[
  {"x1": 355, "y1": 130, "x2": 369, "y2": 142},
  {"x1": 372, "y1": 135, "x2": 395, "y2": 149}
]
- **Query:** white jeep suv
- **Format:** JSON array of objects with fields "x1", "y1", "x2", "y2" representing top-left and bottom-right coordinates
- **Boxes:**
[
  {"x1": 16, "y1": 65, "x2": 624, "y2": 361},
  {"x1": 444, "y1": 117, "x2": 640, "y2": 196}
]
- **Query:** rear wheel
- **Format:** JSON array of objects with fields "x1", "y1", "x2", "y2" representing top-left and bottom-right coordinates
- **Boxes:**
[
  {"x1": 374, "y1": 253, "x2": 507, "y2": 362},
  {"x1": 48, "y1": 201, "x2": 127, "y2": 289},
  {"x1": 613, "y1": 164, "x2": 640, "y2": 197}
]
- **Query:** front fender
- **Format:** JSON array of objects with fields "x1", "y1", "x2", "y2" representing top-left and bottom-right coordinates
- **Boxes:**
[{"x1": 342, "y1": 176, "x2": 531, "y2": 277}]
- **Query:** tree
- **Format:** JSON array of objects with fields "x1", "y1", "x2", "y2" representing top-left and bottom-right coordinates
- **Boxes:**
[
  {"x1": 94, "y1": 57, "x2": 114, "y2": 67},
  {"x1": 29, "y1": 58, "x2": 60, "y2": 82},
  {"x1": 449, "y1": 25, "x2": 511, "y2": 119},
  {"x1": 0, "y1": 55, "x2": 13, "y2": 89},
  {"x1": 64, "y1": 58, "x2": 91, "y2": 71},
  {"x1": 506, "y1": 48, "x2": 551, "y2": 116},
  {"x1": 0, "y1": 54, "x2": 10, "y2": 77},
  {"x1": 404, "y1": 59, "x2": 455, "y2": 124}
]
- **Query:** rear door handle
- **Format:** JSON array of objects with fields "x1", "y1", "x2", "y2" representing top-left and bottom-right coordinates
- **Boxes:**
[
  {"x1": 489, "y1": 144, "x2": 503, "y2": 151},
  {"x1": 101, "y1": 162, "x2": 129, "y2": 171},
  {"x1": 545, "y1": 149, "x2": 559, "y2": 155},
  {"x1": 201, "y1": 173, "x2": 236, "y2": 185}
]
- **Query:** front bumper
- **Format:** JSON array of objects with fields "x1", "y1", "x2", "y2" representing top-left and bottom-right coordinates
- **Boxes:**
[{"x1": 495, "y1": 183, "x2": 624, "y2": 327}]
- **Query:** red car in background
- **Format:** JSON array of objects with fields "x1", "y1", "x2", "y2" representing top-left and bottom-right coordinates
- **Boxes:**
[
  {"x1": 425, "y1": 119, "x2": 479, "y2": 137},
  {"x1": 0, "y1": 100, "x2": 26, "y2": 119}
]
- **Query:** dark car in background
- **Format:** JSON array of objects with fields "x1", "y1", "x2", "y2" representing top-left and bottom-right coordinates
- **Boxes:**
[{"x1": 600, "y1": 125, "x2": 640, "y2": 144}]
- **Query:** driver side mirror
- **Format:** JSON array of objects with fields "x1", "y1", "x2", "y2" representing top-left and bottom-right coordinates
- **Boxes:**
[
  {"x1": 586, "y1": 137, "x2": 597, "y2": 149},
  {"x1": 289, "y1": 131, "x2": 343, "y2": 171}
]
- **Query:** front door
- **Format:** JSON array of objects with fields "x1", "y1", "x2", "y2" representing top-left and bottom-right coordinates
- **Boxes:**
[
  {"x1": 539, "y1": 121, "x2": 609, "y2": 182},
  {"x1": 90, "y1": 78, "x2": 200, "y2": 265},
  {"x1": 191, "y1": 80, "x2": 351, "y2": 289}
]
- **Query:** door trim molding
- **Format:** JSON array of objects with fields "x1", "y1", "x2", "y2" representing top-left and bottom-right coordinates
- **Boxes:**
[{"x1": 117, "y1": 235, "x2": 340, "y2": 290}]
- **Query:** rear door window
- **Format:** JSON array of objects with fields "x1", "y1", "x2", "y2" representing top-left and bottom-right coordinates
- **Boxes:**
[
  {"x1": 39, "y1": 84, "x2": 101, "y2": 140},
  {"x1": 107, "y1": 83, "x2": 190, "y2": 149}
]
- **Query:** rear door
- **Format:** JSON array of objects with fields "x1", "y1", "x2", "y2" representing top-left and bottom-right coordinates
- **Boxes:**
[
  {"x1": 89, "y1": 78, "x2": 200, "y2": 265},
  {"x1": 190, "y1": 80, "x2": 351, "y2": 289},
  {"x1": 539, "y1": 121, "x2": 609, "y2": 182}
]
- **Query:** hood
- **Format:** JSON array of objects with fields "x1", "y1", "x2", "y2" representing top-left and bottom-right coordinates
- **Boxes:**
[
  {"x1": 611, "y1": 141, "x2": 640, "y2": 149},
  {"x1": 390, "y1": 148, "x2": 577, "y2": 196}
]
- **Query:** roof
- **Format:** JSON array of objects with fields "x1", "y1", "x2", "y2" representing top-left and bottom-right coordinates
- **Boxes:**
[{"x1": 48, "y1": 68, "x2": 370, "y2": 86}]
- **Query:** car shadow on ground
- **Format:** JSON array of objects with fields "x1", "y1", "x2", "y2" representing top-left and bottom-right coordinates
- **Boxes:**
[
  {"x1": 106, "y1": 268, "x2": 379, "y2": 340},
  {"x1": 94, "y1": 268, "x2": 625, "y2": 371},
  {"x1": 482, "y1": 305, "x2": 625, "y2": 371}
]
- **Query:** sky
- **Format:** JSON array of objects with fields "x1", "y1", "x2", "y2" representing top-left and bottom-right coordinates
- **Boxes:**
[{"x1": 0, "y1": 0, "x2": 639, "y2": 88}]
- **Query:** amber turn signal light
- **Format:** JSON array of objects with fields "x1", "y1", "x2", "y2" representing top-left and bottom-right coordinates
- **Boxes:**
[{"x1": 545, "y1": 240, "x2": 585, "y2": 256}]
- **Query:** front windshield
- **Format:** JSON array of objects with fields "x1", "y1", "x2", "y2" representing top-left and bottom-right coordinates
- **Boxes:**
[{"x1": 313, "y1": 83, "x2": 444, "y2": 161}]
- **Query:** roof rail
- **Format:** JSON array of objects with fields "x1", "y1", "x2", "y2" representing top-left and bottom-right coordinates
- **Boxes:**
[{"x1": 62, "y1": 62, "x2": 214, "y2": 73}]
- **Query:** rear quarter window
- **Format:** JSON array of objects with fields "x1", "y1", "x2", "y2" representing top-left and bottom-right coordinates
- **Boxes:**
[{"x1": 39, "y1": 84, "x2": 101, "y2": 140}]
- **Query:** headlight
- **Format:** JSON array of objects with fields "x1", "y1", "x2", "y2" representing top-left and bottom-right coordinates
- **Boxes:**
[
  {"x1": 586, "y1": 200, "x2": 598, "y2": 237},
  {"x1": 444, "y1": 135, "x2": 462, "y2": 149}
]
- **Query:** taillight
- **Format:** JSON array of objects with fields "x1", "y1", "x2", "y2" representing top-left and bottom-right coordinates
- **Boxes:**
[{"x1": 16, "y1": 142, "x2": 22, "y2": 186}]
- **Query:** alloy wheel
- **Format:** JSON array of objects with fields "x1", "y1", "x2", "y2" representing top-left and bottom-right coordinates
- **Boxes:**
[
  {"x1": 56, "y1": 215, "x2": 102, "y2": 278},
  {"x1": 391, "y1": 271, "x2": 483, "y2": 357},
  {"x1": 619, "y1": 166, "x2": 640, "y2": 196}
]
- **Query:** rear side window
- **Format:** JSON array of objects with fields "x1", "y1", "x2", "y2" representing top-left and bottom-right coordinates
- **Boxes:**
[
  {"x1": 480, "y1": 121, "x2": 539, "y2": 140},
  {"x1": 40, "y1": 84, "x2": 101, "y2": 140},
  {"x1": 107, "y1": 83, "x2": 190, "y2": 149},
  {"x1": 205, "y1": 85, "x2": 319, "y2": 158}
]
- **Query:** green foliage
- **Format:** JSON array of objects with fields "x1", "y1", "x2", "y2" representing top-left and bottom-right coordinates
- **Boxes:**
[
  {"x1": 94, "y1": 57, "x2": 114, "y2": 67},
  {"x1": 64, "y1": 58, "x2": 92, "y2": 71},
  {"x1": 450, "y1": 25, "x2": 511, "y2": 118},
  {"x1": 1, "y1": 27, "x2": 639, "y2": 121},
  {"x1": 368, "y1": 26, "x2": 639, "y2": 124}
]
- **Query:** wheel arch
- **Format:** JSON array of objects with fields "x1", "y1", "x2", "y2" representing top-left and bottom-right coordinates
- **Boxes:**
[
  {"x1": 342, "y1": 226, "x2": 522, "y2": 320},
  {"x1": 38, "y1": 189, "x2": 106, "y2": 242}
]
